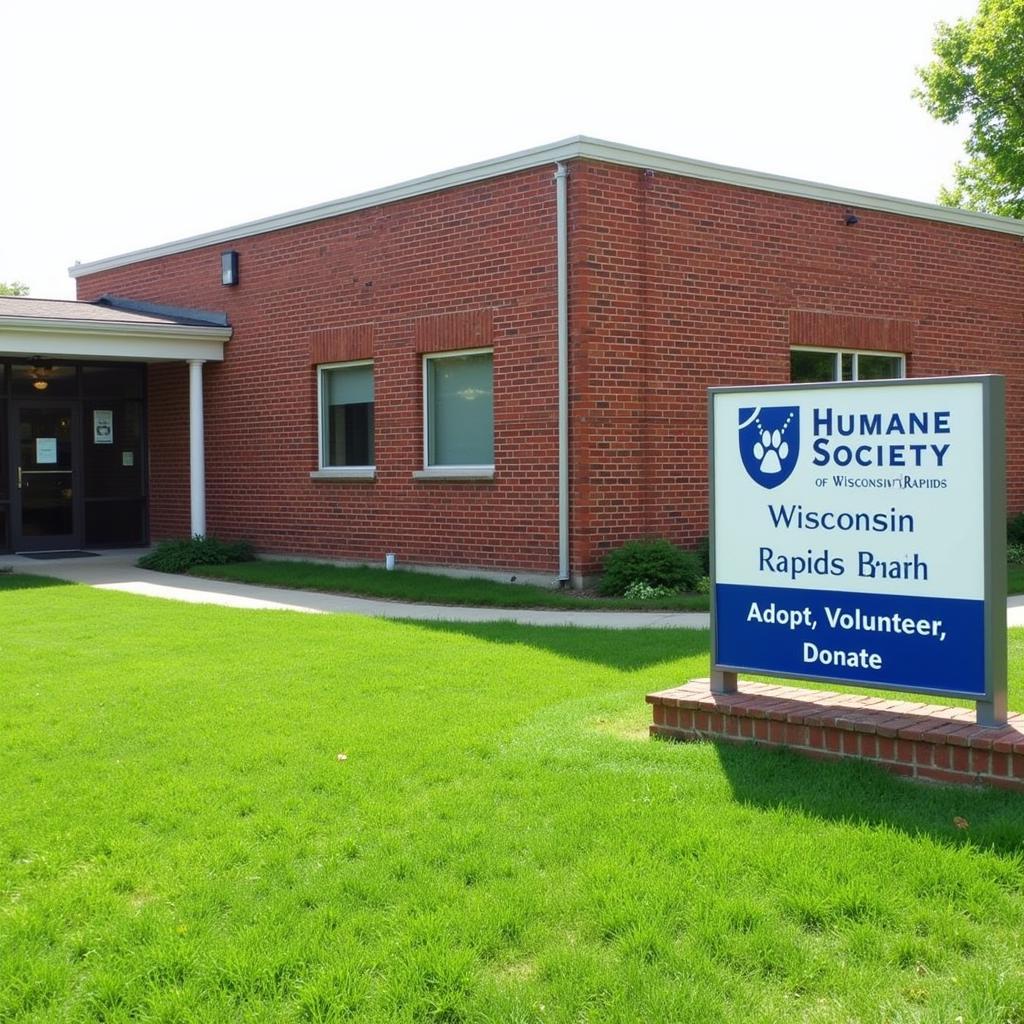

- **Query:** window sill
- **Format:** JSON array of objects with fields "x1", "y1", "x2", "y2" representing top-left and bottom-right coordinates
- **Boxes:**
[
  {"x1": 412, "y1": 467, "x2": 494, "y2": 481},
  {"x1": 309, "y1": 468, "x2": 376, "y2": 481}
]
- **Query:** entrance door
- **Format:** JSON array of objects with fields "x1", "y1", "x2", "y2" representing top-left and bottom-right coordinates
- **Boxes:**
[{"x1": 11, "y1": 403, "x2": 80, "y2": 551}]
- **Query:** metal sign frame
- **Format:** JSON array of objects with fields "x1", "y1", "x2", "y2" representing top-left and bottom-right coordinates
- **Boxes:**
[{"x1": 709, "y1": 375, "x2": 1006, "y2": 727}]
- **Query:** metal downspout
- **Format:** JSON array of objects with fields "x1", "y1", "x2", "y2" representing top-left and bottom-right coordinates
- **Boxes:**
[{"x1": 555, "y1": 163, "x2": 570, "y2": 583}]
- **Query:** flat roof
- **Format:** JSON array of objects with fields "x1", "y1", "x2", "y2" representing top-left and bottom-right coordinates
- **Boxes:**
[
  {"x1": 0, "y1": 294, "x2": 228, "y2": 328},
  {"x1": 0, "y1": 295, "x2": 189, "y2": 326},
  {"x1": 69, "y1": 136, "x2": 1024, "y2": 279}
]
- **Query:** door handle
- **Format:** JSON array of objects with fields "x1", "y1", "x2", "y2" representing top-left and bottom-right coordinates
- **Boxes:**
[{"x1": 18, "y1": 468, "x2": 70, "y2": 487}]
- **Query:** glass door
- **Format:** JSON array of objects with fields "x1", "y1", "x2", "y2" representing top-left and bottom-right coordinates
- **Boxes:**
[{"x1": 12, "y1": 403, "x2": 79, "y2": 551}]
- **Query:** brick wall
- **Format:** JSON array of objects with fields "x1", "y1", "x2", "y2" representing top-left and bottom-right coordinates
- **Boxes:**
[
  {"x1": 77, "y1": 168, "x2": 563, "y2": 575},
  {"x1": 77, "y1": 157, "x2": 1024, "y2": 579},
  {"x1": 569, "y1": 161, "x2": 1024, "y2": 576}
]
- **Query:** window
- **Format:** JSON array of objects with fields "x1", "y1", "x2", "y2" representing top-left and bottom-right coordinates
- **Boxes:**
[
  {"x1": 422, "y1": 349, "x2": 493, "y2": 471},
  {"x1": 791, "y1": 348, "x2": 904, "y2": 383},
  {"x1": 318, "y1": 362, "x2": 374, "y2": 472}
]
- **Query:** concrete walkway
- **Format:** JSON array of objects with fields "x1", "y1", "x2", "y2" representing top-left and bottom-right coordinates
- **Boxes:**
[
  {"x1": 8, "y1": 550, "x2": 1024, "y2": 630},
  {"x1": 1, "y1": 550, "x2": 710, "y2": 629}
]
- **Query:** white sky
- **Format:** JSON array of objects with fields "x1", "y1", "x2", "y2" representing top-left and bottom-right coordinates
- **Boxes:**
[{"x1": 2, "y1": 0, "x2": 978, "y2": 300}]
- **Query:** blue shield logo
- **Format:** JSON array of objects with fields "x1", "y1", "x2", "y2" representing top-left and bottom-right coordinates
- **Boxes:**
[{"x1": 738, "y1": 406, "x2": 799, "y2": 488}]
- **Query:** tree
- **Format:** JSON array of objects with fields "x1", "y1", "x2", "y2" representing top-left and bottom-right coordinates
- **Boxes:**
[
  {"x1": 915, "y1": 0, "x2": 1024, "y2": 218},
  {"x1": 0, "y1": 281, "x2": 29, "y2": 296}
]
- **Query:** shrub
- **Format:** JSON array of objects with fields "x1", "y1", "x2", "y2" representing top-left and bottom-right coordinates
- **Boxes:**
[
  {"x1": 695, "y1": 536, "x2": 711, "y2": 575},
  {"x1": 695, "y1": 575, "x2": 711, "y2": 595},
  {"x1": 1009, "y1": 514, "x2": 1024, "y2": 547},
  {"x1": 1009, "y1": 543, "x2": 1024, "y2": 565},
  {"x1": 599, "y1": 538, "x2": 702, "y2": 596},
  {"x1": 623, "y1": 580, "x2": 679, "y2": 601},
  {"x1": 138, "y1": 536, "x2": 254, "y2": 574}
]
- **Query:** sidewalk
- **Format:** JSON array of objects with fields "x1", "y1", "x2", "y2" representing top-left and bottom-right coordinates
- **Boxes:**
[
  {"x1": 9, "y1": 550, "x2": 1024, "y2": 630},
  {"x1": 2, "y1": 550, "x2": 710, "y2": 630}
]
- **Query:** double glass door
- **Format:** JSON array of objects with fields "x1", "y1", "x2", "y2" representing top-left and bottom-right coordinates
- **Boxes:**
[{"x1": 12, "y1": 402, "x2": 79, "y2": 551}]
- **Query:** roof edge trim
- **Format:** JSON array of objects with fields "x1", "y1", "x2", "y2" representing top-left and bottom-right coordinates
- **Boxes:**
[
  {"x1": 0, "y1": 316, "x2": 232, "y2": 341},
  {"x1": 69, "y1": 135, "x2": 1024, "y2": 279},
  {"x1": 575, "y1": 138, "x2": 1024, "y2": 236},
  {"x1": 98, "y1": 294, "x2": 230, "y2": 327}
]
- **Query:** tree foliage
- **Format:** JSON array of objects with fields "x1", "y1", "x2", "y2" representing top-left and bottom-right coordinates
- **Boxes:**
[
  {"x1": 0, "y1": 281, "x2": 29, "y2": 296},
  {"x1": 915, "y1": 0, "x2": 1024, "y2": 218}
]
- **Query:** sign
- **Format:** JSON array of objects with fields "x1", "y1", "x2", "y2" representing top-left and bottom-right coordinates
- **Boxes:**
[
  {"x1": 36, "y1": 437, "x2": 57, "y2": 464},
  {"x1": 710, "y1": 376, "x2": 1006, "y2": 723},
  {"x1": 93, "y1": 409, "x2": 113, "y2": 444}
]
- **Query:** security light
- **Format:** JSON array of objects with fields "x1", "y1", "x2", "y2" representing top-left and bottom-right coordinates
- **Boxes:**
[{"x1": 221, "y1": 250, "x2": 239, "y2": 286}]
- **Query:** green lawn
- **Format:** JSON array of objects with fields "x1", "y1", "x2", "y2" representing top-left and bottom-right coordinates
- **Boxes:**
[
  {"x1": 1009, "y1": 563, "x2": 1024, "y2": 595},
  {"x1": 3, "y1": 575, "x2": 1024, "y2": 1023},
  {"x1": 188, "y1": 560, "x2": 711, "y2": 611},
  {"x1": 188, "y1": 556, "x2": 1024, "y2": 609}
]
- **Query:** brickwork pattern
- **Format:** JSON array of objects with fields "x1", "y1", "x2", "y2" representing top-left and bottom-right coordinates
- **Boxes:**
[
  {"x1": 568, "y1": 161, "x2": 1024, "y2": 575},
  {"x1": 78, "y1": 168, "x2": 562, "y2": 573},
  {"x1": 648, "y1": 680, "x2": 1024, "y2": 791},
  {"x1": 309, "y1": 324, "x2": 375, "y2": 365},
  {"x1": 77, "y1": 156, "x2": 1024, "y2": 578}
]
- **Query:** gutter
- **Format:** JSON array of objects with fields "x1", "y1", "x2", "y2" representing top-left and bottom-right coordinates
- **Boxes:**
[
  {"x1": 0, "y1": 316, "x2": 232, "y2": 342},
  {"x1": 555, "y1": 162, "x2": 570, "y2": 584}
]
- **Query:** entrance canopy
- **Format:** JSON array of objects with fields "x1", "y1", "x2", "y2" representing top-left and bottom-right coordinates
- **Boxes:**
[
  {"x1": 0, "y1": 295, "x2": 230, "y2": 362},
  {"x1": 0, "y1": 295, "x2": 231, "y2": 547}
]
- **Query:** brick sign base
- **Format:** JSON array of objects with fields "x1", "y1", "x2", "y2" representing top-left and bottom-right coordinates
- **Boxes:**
[{"x1": 648, "y1": 680, "x2": 1024, "y2": 791}]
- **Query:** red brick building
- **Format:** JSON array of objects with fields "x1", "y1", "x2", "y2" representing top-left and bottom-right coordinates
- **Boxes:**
[{"x1": 2, "y1": 138, "x2": 1022, "y2": 583}]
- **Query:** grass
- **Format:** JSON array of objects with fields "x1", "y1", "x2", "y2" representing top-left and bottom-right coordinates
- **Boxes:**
[
  {"x1": 1009, "y1": 562, "x2": 1024, "y2": 596},
  {"x1": 188, "y1": 559, "x2": 711, "y2": 611},
  {"x1": 188, "y1": 556, "x2": 1024, "y2": 609},
  {"x1": 2, "y1": 575, "x2": 1024, "y2": 1022}
]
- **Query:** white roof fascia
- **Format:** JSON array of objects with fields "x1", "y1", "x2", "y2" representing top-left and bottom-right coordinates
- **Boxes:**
[
  {"x1": 68, "y1": 138, "x2": 585, "y2": 279},
  {"x1": 573, "y1": 137, "x2": 1024, "y2": 237},
  {"x1": 0, "y1": 318, "x2": 231, "y2": 362},
  {"x1": 69, "y1": 136, "x2": 1024, "y2": 279}
]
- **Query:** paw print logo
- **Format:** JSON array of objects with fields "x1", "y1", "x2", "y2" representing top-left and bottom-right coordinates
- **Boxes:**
[
  {"x1": 738, "y1": 406, "x2": 800, "y2": 489},
  {"x1": 752, "y1": 413, "x2": 794, "y2": 475}
]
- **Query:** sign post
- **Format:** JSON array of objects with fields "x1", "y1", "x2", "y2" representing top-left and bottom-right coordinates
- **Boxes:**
[{"x1": 709, "y1": 376, "x2": 1006, "y2": 726}]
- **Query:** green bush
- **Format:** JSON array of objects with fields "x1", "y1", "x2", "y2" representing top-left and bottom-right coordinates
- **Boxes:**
[
  {"x1": 1009, "y1": 513, "x2": 1024, "y2": 546},
  {"x1": 695, "y1": 536, "x2": 710, "y2": 575},
  {"x1": 622, "y1": 580, "x2": 679, "y2": 600},
  {"x1": 1009, "y1": 543, "x2": 1024, "y2": 565},
  {"x1": 599, "y1": 538, "x2": 702, "y2": 596},
  {"x1": 138, "y1": 536, "x2": 254, "y2": 574}
]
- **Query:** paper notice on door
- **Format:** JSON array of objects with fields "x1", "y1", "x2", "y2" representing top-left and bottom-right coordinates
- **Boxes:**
[
  {"x1": 36, "y1": 437, "x2": 57, "y2": 464},
  {"x1": 93, "y1": 409, "x2": 113, "y2": 444}
]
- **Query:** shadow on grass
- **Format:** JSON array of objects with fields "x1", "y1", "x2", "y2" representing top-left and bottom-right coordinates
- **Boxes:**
[
  {"x1": 0, "y1": 574, "x2": 76, "y2": 592},
  {"x1": 702, "y1": 737, "x2": 1024, "y2": 856},
  {"x1": 401, "y1": 618, "x2": 710, "y2": 671}
]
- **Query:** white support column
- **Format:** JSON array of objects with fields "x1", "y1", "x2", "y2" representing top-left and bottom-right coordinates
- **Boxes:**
[{"x1": 188, "y1": 359, "x2": 206, "y2": 538}]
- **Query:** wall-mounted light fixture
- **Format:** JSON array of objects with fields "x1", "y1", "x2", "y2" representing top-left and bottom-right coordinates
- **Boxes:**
[
  {"x1": 221, "y1": 250, "x2": 239, "y2": 286},
  {"x1": 844, "y1": 211, "x2": 860, "y2": 226}
]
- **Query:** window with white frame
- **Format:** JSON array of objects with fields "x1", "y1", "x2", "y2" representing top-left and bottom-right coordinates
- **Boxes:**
[
  {"x1": 318, "y1": 361, "x2": 374, "y2": 469},
  {"x1": 423, "y1": 349, "x2": 493, "y2": 469},
  {"x1": 790, "y1": 348, "x2": 904, "y2": 383}
]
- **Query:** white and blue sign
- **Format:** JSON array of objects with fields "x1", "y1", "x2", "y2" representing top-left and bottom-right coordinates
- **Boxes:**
[{"x1": 711, "y1": 377, "x2": 1005, "y2": 707}]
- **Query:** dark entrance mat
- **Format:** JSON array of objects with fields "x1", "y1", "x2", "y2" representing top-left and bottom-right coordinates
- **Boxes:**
[{"x1": 18, "y1": 550, "x2": 100, "y2": 560}]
